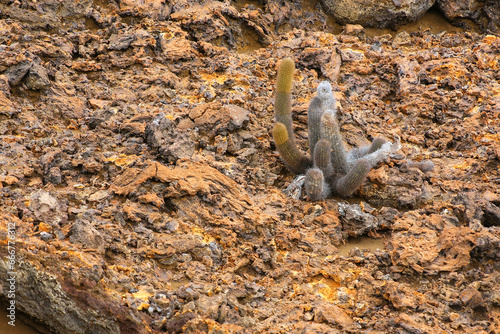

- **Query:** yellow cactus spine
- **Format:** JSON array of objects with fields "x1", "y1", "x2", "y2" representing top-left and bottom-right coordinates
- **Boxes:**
[
  {"x1": 273, "y1": 122, "x2": 311, "y2": 175},
  {"x1": 274, "y1": 58, "x2": 295, "y2": 139}
]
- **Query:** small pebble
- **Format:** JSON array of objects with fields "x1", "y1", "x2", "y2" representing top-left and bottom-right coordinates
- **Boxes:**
[{"x1": 40, "y1": 231, "x2": 53, "y2": 241}]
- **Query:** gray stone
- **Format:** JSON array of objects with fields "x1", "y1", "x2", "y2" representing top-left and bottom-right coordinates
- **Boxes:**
[
  {"x1": 194, "y1": 294, "x2": 225, "y2": 319},
  {"x1": 226, "y1": 104, "x2": 249, "y2": 131},
  {"x1": 39, "y1": 231, "x2": 53, "y2": 241},
  {"x1": 5, "y1": 61, "x2": 31, "y2": 86},
  {"x1": 145, "y1": 113, "x2": 197, "y2": 163},
  {"x1": 88, "y1": 190, "x2": 111, "y2": 202},
  {"x1": 45, "y1": 166, "x2": 62, "y2": 185},
  {"x1": 68, "y1": 219, "x2": 105, "y2": 253},
  {"x1": 163, "y1": 133, "x2": 196, "y2": 162},
  {"x1": 25, "y1": 63, "x2": 50, "y2": 90},
  {"x1": 482, "y1": 202, "x2": 500, "y2": 227},
  {"x1": 437, "y1": 0, "x2": 482, "y2": 20},
  {"x1": 438, "y1": 0, "x2": 500, "y2": 33},
  {"x1": 338, "y1": 202, "x2": 379, "y2": 237},
  {"x1": 29, "y1": 190, "x2": 67, "y2": 228},
  {"x1": 321, "y1": 0, "x2": 435, "y2": 29},
  {"x1": 108, "y1": 33, "x2": 135, "y2": 51}
]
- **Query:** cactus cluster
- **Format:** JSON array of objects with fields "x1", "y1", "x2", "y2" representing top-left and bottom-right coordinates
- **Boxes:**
[{"x1": 272, "y1": 58, "x2": 398, "y2": 200}]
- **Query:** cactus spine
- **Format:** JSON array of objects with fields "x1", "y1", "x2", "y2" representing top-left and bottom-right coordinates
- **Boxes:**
[
  {"x1": 313, "y1": 139, "x2": 333, "y2": 179},
  {"x1": 307, "y1": 96, "x2": 323, "y2": 157},
  {"x1": 334, "y1": 159, "x2": 371, "y2": 197},
  {"x1": 273, "y1": 122, "x2": 311, "y2": 175},
  {"x1": 305, "y1": 168, "x2": 330, "y2": 201},
  {"x1": 320, "y1": 109, "x2": 348, "y2": 175},
  {"x1": 273, "y1": 58, "x2": 312, "y2": 175},
  {"x1": 272, "y1": 57, "x2": 400, "y2": 200},
  {"x1": 274, "y1": 58, "x2": 295, "y2": 139}
]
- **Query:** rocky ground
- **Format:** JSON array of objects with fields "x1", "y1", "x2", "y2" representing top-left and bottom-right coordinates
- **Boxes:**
[{"x1": 0, "y1": 0, "x2": 499, "y2": 333}]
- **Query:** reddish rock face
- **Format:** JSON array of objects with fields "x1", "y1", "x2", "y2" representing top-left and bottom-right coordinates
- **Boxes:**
[{"x1": 0, "y1": 0, "x2": 499, "y2": 333}]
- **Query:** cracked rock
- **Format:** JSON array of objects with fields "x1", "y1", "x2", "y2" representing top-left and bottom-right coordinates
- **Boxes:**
[
  {"x1": 29, "y1": 190, "x2": 67, "y2": 228},
  {"x1": 144, "y1": 113, "x2": 197, "y2": 163},
  {"x1": 5, "y1": 60, "x2": 31, "y2": 86},
  {"x1": 68, "y1": 219, "x2": 105, "y2": 253},
  {"x1": 320, "y1": 0, "x2": 435, "y2": 29},
  {"x1": 26, "y1": 63, "x2": 50, "y2": 90}
]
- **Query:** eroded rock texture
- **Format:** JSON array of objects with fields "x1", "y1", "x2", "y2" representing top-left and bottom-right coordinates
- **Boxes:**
[
  {"x1": 0, "y1": 0, "x2": 499, "y2": 333},
  {"x1": 438, "y1": 0, "x2": 500, "y2": 33},
  {"x1": 320, "y1": 0, "x2": 435, "y2": 28}
]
